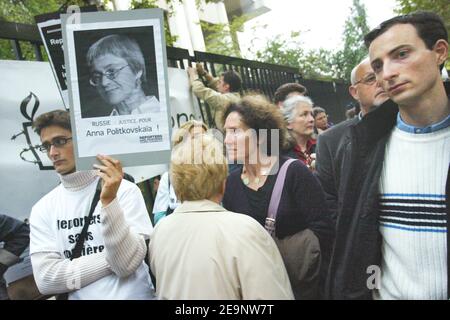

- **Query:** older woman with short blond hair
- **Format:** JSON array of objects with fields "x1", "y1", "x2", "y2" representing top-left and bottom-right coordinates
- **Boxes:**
[
  {"x1": 149, "y1": 134, "x2": 293, "y2": 300},
  {"x1": 152, "y1": 120, "x2": 208, "y2": 224}
]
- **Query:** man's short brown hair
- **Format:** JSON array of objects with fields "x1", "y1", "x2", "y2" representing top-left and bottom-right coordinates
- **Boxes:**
[
  {"x1": 273, "y1": 83, "x2": 308, "y2": 104},
  {"x1": 222, "y1": 70, "x2": 242, "y2": 93},
  {"x1": 32, "y1": 110, "x2": 71, "y2": 136}
]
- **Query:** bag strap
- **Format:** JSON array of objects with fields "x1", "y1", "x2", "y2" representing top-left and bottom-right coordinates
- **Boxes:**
[
  {"x1": 70, "y1": 179, "x2": 102, "y2": 260},
  {"x1": 267, "y1": 158, "x2": 297, "y2": 220}
]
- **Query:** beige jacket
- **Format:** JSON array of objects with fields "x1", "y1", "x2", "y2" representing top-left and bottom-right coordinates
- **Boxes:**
[
  {"x1": 190, "y1": 78, "x2": 240, "y2": 129},
  {"x1": 149, "y1": 199, "x2": 294, "y2": 300}
]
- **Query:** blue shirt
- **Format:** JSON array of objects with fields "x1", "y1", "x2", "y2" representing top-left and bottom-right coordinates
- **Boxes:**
[{"x1": 396, "y1": 112, "x2": 450, "y2": 134}]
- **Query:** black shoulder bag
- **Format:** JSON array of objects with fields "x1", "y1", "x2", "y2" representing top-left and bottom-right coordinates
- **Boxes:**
[{"x1": 56, "y1": 180, "x2": 102, "y2": 300}]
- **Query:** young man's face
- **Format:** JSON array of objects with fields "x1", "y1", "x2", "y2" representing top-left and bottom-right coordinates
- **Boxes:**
[
  {"x1": 369, "y1": 23, "x2": 446, "y2": 107},
  {"x1": 217, "y1": 76, "x2": 230, "y2": 94},
  {"x1": 314, "y1": 112, "x2": 329, "y2": 130},
  {"x1": 40, "y1": 125, "x2": 75, "y2": 175}
]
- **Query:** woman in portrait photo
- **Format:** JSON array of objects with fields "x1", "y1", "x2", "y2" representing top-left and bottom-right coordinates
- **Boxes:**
[{"x1": 86, "y1": 34, "x2": 160, "y2": 116}]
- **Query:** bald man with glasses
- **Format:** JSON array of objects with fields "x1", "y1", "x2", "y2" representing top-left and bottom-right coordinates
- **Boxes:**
[{"x1": 315, "y1": 57, "x2": 389, "y2": 223}]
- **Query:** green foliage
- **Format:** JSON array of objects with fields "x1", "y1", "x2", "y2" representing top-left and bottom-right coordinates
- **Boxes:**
[
  {"x1": 0, "y1": 39, "x2": 15, "y2": 60},
  {"x1": 0, "y1": 0, "x2": 69, "y2": 24},
  {"x1": 130, "y1": 0, "x2": 159, "y2": 9},
  {"x1": 254, "y1": 31, "x2": 303, "y2": 66},
  {"x1": 0, "y1": 0, "x2": 189, "y2": 59},
  {"x1": 250, "y1": 0, "x2": 370, "y2": 81},
  {"x1": 395, "y1": 0, "x2": 450, "y2": 69},
  {"x1": 395, "y1": 0, "x2": 449, "y2": 31},
  {"x1": 250, "y1": 0, "x2": 375, "y2": 81},
  {"x1": 0, "y1": 0, "x2": 78, "y2": 60},
  {"x1": 252, "y1": 30, "x2": 334, "y2": 81},
  {"x1": 299, "y1": 49, "x2": 335, "y2": 81},
  {"x1": 200, "y1": 15, "x2": 246, "y2": 57},
  {"x1": 332, "y1": 0, "x2": 370, "y2": 81},
  {"x1": 129, "y1": 0, "x2": 178, "y2": 46}
]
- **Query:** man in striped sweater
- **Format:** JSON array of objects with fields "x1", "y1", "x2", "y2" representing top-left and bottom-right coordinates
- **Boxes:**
[{"x1": 327, "y1": 11, "x2": 449, "y2": 299}]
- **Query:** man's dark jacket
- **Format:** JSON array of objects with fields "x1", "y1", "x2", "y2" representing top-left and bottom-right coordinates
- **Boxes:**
[
  {"x1": 316, "y1": 117, "x2": 359, "y2": 223},
  {"x1": 0, "y1": 214, "x2": 30, "y2": 299},
  {"x1": 326, "y1": 82, "x2": 450, "y2": 299},
  {"x1": 0, "y1": 214, "x2": 29, "y2": 271}
]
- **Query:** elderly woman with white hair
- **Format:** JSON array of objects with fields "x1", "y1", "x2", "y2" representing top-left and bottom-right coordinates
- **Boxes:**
[
  {"x1": 149, "y1": 134, "x2": 294, "y2": 300},
  {"x1": 281, "y1": 95, "x2": 317, "y2": 170}
]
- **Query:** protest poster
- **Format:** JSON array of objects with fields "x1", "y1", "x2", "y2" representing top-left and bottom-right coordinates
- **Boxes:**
[
  {"x1": 34, "y1": 6, "x2": 97, "y2": 107},
  {"x1": 61, "y1": 9, "x2": 171, "y2": 170}
]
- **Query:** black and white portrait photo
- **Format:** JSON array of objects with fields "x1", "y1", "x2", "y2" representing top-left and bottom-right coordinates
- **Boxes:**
[
  {"x1": 74, "y1": 27, "x2": 161, "y2": 118},
  {"x1": 62, "y1": 9, "x2": 171, "y2": 170}
]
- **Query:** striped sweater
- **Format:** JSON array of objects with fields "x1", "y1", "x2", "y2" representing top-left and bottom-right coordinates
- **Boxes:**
[{"x1": 376, "y1": 126, "x2": 449, "y2": 300}]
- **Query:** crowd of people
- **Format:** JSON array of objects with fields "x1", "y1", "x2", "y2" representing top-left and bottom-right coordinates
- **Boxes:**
[{"x1": 1, "y1": 11, "x2": 449, "y2": 300}]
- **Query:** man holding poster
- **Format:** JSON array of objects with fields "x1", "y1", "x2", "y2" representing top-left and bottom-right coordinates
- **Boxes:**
[{"x1": 29, "y1": 109, "x2": 155, "y2": 300}]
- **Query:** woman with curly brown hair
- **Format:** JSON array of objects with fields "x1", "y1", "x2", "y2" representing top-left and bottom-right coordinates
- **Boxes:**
[{"x1": 221, "y1": 95, "x2": 334, "y2": 299}]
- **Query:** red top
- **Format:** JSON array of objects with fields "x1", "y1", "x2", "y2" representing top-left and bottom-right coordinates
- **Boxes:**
[{"x1": 293, "y1": 139, "x2": 316, "y2": 168}]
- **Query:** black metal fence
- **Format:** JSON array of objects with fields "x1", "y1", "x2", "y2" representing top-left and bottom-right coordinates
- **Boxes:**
[{"x1": 0, "y1": 20, "x2": 354, "y2": 126}]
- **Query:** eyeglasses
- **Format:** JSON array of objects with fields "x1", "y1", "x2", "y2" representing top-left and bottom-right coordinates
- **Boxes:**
[
  {"x1": 354, "y1": 73, "x2": 377, "y2": 86},
  {"x1": 37, "y1": 137, "x2": 72, "y2": 153},
  {"x1": 89, "y1": 64, "x2": 129, "y2": 86}
]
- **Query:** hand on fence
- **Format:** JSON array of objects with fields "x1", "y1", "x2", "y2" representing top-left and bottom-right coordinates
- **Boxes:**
[
  {"x1": 187, "y1": 67, "x2": 199, "y2": 81},
  {"x1": 196, "y1": 63, "x2": 207, "y2": 77}
]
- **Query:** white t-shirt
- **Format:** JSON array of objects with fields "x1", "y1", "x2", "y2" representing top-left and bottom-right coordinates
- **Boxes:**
[
  {"x1": 152, "y1": 171, "x2": 179, "y2": 214},
  {"x1": 30, "y1": 177, "x2": 155, "y2": 300}
]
